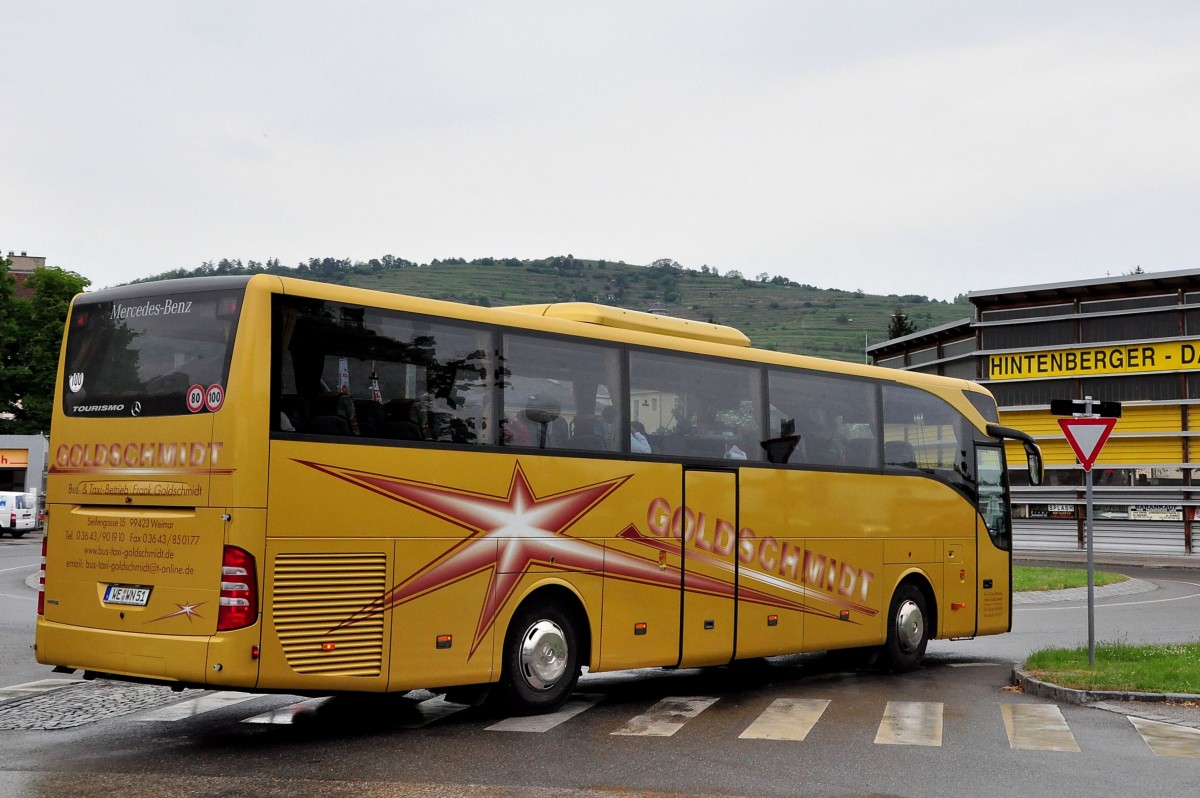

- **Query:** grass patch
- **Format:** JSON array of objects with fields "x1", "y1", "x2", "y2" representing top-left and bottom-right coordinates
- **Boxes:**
[
  {"x1": 1024, "y1": 640, "x2": 1200, "y2": 694},
  {"x1": 1013, "y1": 566, "x2": 1126, "y2": 592}
]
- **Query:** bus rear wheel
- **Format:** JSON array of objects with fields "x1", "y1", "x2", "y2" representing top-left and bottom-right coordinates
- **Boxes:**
[
  {"x1": 496, "y1": 599, "x2": 581, "y2": 715},
  {"x1": 881, "y1": 584, "x2": 929, "y2": 672}
]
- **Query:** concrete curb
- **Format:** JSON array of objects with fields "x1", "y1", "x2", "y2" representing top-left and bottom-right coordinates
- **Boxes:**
[
  {"x1": 1011, "y1": 667, "x2": 1200, "y2": 705},
  {"x1": 1012, "y1": 667, "x2": 1200, "y2": 729}
]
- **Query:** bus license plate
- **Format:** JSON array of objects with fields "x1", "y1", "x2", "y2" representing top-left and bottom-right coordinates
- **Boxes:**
[{"x1": 103, "y1": 585, "x2": 151, "y2": 606}]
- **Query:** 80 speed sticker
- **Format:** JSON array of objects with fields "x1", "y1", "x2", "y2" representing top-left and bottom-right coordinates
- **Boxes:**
[{"x1": 187, "y1": 384, "x2": 205, "y2": 413}]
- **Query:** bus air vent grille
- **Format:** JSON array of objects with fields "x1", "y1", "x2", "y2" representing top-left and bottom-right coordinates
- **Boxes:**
[{"x1": 272, "y1": 552, "x2": 388, "y2": 677}]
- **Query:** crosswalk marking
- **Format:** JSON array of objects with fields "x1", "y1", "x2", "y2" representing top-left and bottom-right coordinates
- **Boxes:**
[
  {"x1": 875, "y1": 701, "x2": 943, "y2": 746},
  {"x1": 1000, "y1": 703, "x2": 1080, "y2": 752},
  {"x1": 1129, "y1": 716, "x2": 1200, "y2": 758},
  {"x1": 0, "y1": 679, "x2": 82, "y2": 701},
  {"x1": 242, "y1": 697, "x2": 332, "y2": 724},
  {"x1": 392, "y1": 696, "x2": 471, "y2": 729},
  {"x1": 6, "y1": 676, "x2": 1200, "y2": 759},
  {"x1": 612, "y1": 696, "x2": 718, "y2": 737},
  {"x1": 137, "y1": 691, "x2": 260, "y2": 721},
  {"x1": 738, "y1": 698, "x2": 829, "y2": 741},
  {"x1": 487, "y1": 694, "x2": 603, "y2": 732}
]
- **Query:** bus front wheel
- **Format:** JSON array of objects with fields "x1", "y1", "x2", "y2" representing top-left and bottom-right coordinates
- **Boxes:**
[
  {"x1": 881, "y1": 584, "x2": 929, "y2": 672},
  {"x1": 497, "y1": 599, "x2": 581, "y2": 715}
]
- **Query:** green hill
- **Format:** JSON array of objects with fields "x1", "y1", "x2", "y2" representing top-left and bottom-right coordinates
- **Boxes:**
[{"x1": 141, "y1": 255, "x2": 970, "y2": 362}]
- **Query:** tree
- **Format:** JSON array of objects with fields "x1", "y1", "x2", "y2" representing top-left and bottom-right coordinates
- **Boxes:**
[
  {"x1": 0, "y1": 259, "x2": 91, "y2": 434},
  {"x1": 887, "y1": 312, "x2": 916, "y2": 339}
]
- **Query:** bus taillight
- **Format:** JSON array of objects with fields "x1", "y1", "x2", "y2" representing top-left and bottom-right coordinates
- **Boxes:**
[
  {"x1": 217, "y1": 546, "x2": 258, "y2": 631},
  {"x1": 37, "y1": 537, "x2": 46, "y2": 616}
]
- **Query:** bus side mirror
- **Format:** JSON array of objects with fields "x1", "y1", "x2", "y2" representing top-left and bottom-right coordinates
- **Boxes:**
[
  {"x1": 1025, "y1": 442, "x2": 1044, "y2": 486},
  {"x1": 986, "y1": 424, "x2": 1044, "y2": 487}
]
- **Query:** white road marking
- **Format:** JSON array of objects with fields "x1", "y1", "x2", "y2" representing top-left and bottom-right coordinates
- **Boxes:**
[
  {"x1": 612, "y1": 696, "x2": 718, "y2": 737},
  {"x1": 137, "y1": 691, "x2": 261, "y2": 721},
  {"x1": 487, "y1": 694, "x2": 604, "y2": 732},
  {"x1": 738, "y1": 698, "x2": 829, "y2": 741},
  {"x1": 1129, "y1": 716, "x2": 1200, "y2": 758},
  {"x1": 875, "y1": 701, "x2": 943, "y2": 746},
  {"x1": 1000, "y1": 703, "x2": 1080, "y2": 752}
]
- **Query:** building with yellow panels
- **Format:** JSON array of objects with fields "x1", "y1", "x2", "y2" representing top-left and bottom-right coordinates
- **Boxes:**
[{"x1": 868, "y1": 269, "x2": 1200, "y2": 558}]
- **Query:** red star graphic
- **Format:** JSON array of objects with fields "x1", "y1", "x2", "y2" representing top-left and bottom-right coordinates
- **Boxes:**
[{"x1": 300, "y1": 460, "x2": 648, "y2": 655}]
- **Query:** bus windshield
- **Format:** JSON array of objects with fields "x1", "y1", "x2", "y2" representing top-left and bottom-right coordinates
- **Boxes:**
[{"x1": 61, "y1": 287, "x2": 244, "y2": 418}]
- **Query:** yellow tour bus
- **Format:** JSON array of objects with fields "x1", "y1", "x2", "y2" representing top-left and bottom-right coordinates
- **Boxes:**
[{"x1": 36, "y1": 274, "x2": 1042, "y2": 714}]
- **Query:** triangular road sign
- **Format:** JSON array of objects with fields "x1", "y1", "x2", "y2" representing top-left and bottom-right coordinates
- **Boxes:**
[{"x1": 1057, "y1": 417, "x2": 1118, "y2": 472}]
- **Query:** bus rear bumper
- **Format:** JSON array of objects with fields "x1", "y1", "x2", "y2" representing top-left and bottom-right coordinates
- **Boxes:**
[{"x1": 35, "y1": 618, "x2": 261, "y2": 688}]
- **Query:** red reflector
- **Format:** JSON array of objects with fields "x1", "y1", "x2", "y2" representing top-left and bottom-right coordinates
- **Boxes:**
[
  {"x1": 838, "y1": 610, "x2": 850, "y2": 621},
  {"x1": 951, "y1": 602, "x2": 967, "y2": 610},
  {"x1": 634, "y1": 622, "x2": 648, "y2": 636},
  {"x1": 767, "y1": 614, "x2": 779, "y2": 627},
  {"x1": 251, "y1": 645, "x2": 260, "y2": 660},
  {"x1": 321, "y1": 642, "x2": 336, "y2": 651},
  {"x1": 436, "y1": 635, "x2": 453, "y2": 649},
  {"x1": 217, "y1": 545, "x2": 258, "y2": 631}
]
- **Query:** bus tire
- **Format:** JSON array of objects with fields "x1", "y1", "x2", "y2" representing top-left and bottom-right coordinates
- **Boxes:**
[
  {"x1": 497, "y1": 599, "x2": 581, "y2": 715},
  {"x1": 881, "y1": 583, "x2": 929, "y2": 672}
]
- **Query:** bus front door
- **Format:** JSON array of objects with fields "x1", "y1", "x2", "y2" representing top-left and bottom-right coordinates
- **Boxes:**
[{"x1": 679, "y1": 469, "x2": 738, "y2": 668}]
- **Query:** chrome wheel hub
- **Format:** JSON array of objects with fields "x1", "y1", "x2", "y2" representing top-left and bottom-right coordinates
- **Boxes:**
[
  {"x1": 519, "y1": 620, "x2": 568, "y2": 690},
  {"x1": 895, "y1": 599, "x2": 924, "y2": 653}
]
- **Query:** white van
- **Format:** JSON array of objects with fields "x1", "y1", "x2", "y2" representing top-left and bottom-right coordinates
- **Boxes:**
[{"x1": 0, "y1": 492, "x2": 37, "y2": 538}]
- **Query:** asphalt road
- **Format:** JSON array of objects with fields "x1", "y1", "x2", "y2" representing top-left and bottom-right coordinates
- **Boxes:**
[{"x1": 1, "y1": 540, "x2": 1198, "y2": 798}]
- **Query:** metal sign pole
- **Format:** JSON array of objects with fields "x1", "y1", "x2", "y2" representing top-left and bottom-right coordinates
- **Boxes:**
[
  {"x1": 1085, "y1": 465, "x2": 1095, "y2": 666},
  {"x1": 1083, "y1": 395, "x2": 1097, "y2": 667},
  {"x1": 1053, "y1": 394, "x2": 1120, "y2": 669}
]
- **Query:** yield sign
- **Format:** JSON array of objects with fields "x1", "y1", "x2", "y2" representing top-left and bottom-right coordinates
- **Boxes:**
[{"x1": 1057, "y1": 417, "x2": 1118, "y2": 472}]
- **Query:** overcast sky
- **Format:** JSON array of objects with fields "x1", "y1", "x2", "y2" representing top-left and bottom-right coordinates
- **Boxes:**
[{"x1": 3, "y1": 2, "x2": 1198, "y2": 300}]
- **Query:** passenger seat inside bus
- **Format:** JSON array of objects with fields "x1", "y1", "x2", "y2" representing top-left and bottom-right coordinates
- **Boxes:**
[
  {"x1": 843, "y1": 438, "x2": 877, "y2": 468},
  {"x1": 355, "y1": 400, "x2": 386, "y2": 437},
  {"x1": 307, "y1": 394, "x2": 354, "y2": 436},
  {"x1": 282, "y1": 396, "x2": 310, "y2": 432},
  {"x1": 382, "y1": 399, "x2": 424, "y2": 440},
  {"x1": 525, "y1": 396, "x2": 567, "y2": 448},
  {"x1": 884, "y1": 440, "x2": 918, "y2": 469}
]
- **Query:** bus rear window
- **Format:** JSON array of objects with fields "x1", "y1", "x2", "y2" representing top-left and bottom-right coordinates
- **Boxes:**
[{"x1": 61, "y1": 288, "x2": 243, "y2": 418}]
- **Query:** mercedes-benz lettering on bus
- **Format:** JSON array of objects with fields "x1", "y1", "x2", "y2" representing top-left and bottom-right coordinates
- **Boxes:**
[{"x1": 37, "y1": 275, "x2": 1042, "y2": 714}]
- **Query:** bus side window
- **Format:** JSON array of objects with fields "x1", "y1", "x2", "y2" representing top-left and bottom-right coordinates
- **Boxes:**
[
  {"x1": 630, "y1": 351, "x2": 763, "y2": 462},
  {"x1": 274, "y1": 299, "x2": 494, "y2": 444},
  {"x1": 767, "y1": 369, "x2": 878, "y2": 469},
  {"x1": 500, "y1": 334, "x2": 622, "y2": 453},
  {"x1": 881, "y1": 384, "x2": 974, "y2": 493}
]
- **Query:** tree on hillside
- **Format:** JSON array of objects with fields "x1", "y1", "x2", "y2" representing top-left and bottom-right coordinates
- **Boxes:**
[
  {"x1": 887, "y1": 312, "x2": 916, "y2": 340},
  {"x1": 0, "y1": 259, "x2": 91, "y2": 434}
]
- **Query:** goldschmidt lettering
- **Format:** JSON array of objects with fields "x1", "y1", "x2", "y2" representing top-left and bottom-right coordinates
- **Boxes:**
[
  {"x1": 55, "y1": 441, "x2": 224, "y2": 470},
  {"x1": 644, "y1": 497, "x2": 875, "y2": 602}
]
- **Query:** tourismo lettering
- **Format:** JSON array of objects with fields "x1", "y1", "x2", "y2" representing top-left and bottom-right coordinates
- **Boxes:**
[
  {"x1": 645, "y1": 497, "x2": 874, "y2": 602},
  {"x1": 56, "y1": 441, "x2": 224, "y2": 470}
]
